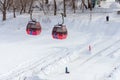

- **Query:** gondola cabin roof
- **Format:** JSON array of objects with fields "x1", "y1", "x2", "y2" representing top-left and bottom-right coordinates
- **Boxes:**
[
  {"x1": 53, "y1": 24, "x2": 67, "y2": 33},
  {"x1": 27, "y1": 21, "x2": 41, "y2": 29}
]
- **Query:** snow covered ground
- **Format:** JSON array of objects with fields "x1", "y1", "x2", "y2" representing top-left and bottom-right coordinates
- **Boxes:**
[{"x1": 0, "y1": 0, "x2": 120, "y2": 80}]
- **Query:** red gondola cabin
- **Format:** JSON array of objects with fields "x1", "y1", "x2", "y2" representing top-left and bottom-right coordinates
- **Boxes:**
[
  {"x1": 52, "y1": 24, "x2": 68, "y2": 39},
  {"x1": 26, "y1": 20, "x2": 41, "y2": 35}
]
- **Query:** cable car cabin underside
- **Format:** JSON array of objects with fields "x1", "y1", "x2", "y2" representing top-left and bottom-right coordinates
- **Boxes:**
[
  {"x1": 52, "y1": 25, "x2": 68, "y2": 40},
  {"x1": 26, "y1": 21, "x2": 42, "y2": 35}
]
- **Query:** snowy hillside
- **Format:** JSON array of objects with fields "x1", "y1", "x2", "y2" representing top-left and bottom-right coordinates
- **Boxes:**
[{"x1": 0, "y1": 0, "x2": 120, "y2": 80}]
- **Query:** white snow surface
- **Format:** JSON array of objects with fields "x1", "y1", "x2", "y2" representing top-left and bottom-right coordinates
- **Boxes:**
[{"x1": 0, "y1": 1, "x2": 120, "y2": 80}]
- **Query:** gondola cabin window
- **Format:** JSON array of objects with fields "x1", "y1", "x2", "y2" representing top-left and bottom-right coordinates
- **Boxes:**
[{"x1": 26, "y1": 21, "x2": 41, "y2": 35}]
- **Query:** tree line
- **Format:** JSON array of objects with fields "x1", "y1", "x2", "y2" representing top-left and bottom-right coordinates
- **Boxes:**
[{"x1": 0, "y1": 0, "x2": 102, "y2": 21}]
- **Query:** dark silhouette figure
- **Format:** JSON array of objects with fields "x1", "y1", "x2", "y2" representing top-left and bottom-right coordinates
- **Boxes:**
[
  {"x1": 65, "y1": 67, "x2": 70, "y2": 74},
  {"x1": 106, "y1": 16, "x2": 109, "y2": 21}
]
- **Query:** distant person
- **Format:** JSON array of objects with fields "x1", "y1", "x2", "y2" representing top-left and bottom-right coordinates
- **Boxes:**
[
  {"x1": 106, "y1": 16, "x2": 109, "y2": 21},
  {"x1": 65, "y1": 67, "x2": 70, "y2": 74}
]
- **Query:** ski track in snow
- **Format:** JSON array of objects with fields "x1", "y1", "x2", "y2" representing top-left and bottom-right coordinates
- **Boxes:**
[
  {"x1": 0, "y1": 47, "x2": 72, "y2": 80},
  {"x1": 57, "y1": 39, "x2": 120, "y2": 78},
  {"x1": 79, "y1": 39, "x2": 120, "y2": 66}
]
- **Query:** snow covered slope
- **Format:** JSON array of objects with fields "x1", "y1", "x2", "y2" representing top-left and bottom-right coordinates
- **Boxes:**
[{"x1": 0, "y1": 1, "x2": 120, "y2": 80}]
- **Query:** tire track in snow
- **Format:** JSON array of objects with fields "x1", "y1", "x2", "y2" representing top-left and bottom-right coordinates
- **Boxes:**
[
  {"x1": 106, "y1": 48, "x2": 120, "y2": 57},
  {"x1": 68, "y1": 39, "x2": 114, "y2": 63},
  {"x1": 0, "y1": 52, "x2": 55, "y2": 80},
  {"x1": 37, "y1": 47, "x2": 71, "y2": 74},
  {"x1": 2, "y1": 39, "x2": 120, "y2": 80},
  {"x1": 79, "y1": 40, "x2": 120, "y2": 66},
  {"x1": 78, "y1": 40, "x2": 120, "y2": 80},
  {"x1": 62, "y1": 39, "x2": 120, "y2": 80},
  {"x1": 1, "y1": 47, "x2": 70, "y2": 80},
  {"x1": 103, "y1": 59, "x2": 120, "y2": 80}
]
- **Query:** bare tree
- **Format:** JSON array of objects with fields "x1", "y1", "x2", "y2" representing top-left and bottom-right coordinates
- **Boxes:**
[
  {"x1": 88, "y1": 0, "x2": 92, "y2": 11},
  {"x1": 72, "y1": 0, "x2": 76, "y2": 13},
  {"x1": 19, "y1": 0, "x2": 24, "y2": 14},
  {"x1": 38, "y1": 0, "x2": 48, "y2": 15},
  {"x1": 12, "y1": 0, "x2": 16, "y2": 18},
  {"x1": 81, "y1": 0, "x2": 87, "y2": 9},
  {"x1": 0, "y1": 0, "x2": 12, "y2": 21},
  {"x1": 28, "y1": 0, "x2": 34, "y2": 13},
  {"x1": 45, "y1": 0, "x2": 49, "y2": 4},
  {"x1": 19, "y1": 0, "x2": 29, "y2": 14},
  {"x1": 54, "y1": 0, "x2": 57, "y2": 15},
  {"x1": 63, "y1": 0, "x2": 66, "y2": 17}
]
